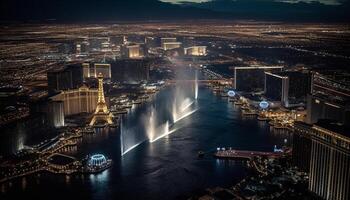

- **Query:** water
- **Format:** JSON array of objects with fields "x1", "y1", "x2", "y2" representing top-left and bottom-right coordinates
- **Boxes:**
[{"x1": 0, "y1": 85, "x2": 290, "y2": 200}]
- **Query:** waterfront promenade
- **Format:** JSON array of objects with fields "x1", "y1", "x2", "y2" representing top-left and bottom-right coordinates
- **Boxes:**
[{"x1": 214, "y1": 149, "x2": 282, "y2": 160}]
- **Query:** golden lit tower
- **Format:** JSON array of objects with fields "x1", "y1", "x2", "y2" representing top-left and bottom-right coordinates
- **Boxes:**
[{"x1": 90, "y1": 73, "x2": 113, "y2": 126}]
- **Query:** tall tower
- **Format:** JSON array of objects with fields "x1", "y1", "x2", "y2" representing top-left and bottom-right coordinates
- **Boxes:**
[{"x1": 90, "y1": 73, "x2": 113, "y2": 126}]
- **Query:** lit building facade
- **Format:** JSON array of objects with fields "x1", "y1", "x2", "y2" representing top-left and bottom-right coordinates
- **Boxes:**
[
  {"x1": 162, "y1": 42, "x2": 182, "y2": 50},
  {"x1": 82, "y1": 63, "x2": 111, "y2": 79},
  {"x1": 121, "y1": 44, "x2": 142, "y2": 58},
  {"x1": 308, "y1": 122, "x2": 350, "y2": 200},
  {"x1": 293, "y1": 121, "x2": 350, "y2": 200},
  {"x1": 50, "y1": 85, "x2": 98, "y2": 116},
  {"x1": 184, "y1": 46, "x2": 207, "y2": 56}
]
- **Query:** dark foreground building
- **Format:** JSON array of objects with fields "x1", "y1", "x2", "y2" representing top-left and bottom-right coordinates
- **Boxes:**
[
  {"x1": 293, "y1": 121, "x2": 312, "y2": 172},
  {"x1": 47, "y1": 64, "x2": 83, "y2": 93},
  {"x1": 111, "y1": 59, "x2": 150, "y2": 83},
  {"x1": 234, "y1": 66, "x2": 283, "y2": 93},
  {"x1": 265, "y1": 70, "x2": 311, "y2": 107},
  {"x1": 293, "y1": 120, "x2": 350, "y2": 200},
  {"x1": 307, "y1": 72, "x2": 350, "y2": 127}
]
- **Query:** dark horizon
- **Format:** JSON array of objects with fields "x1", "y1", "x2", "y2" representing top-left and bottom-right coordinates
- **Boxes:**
[{"x1": 1, "y1": 0, "x2": 349, "y2": 23}]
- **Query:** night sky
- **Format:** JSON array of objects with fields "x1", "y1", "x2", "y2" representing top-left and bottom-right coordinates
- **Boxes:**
[
  {"x1": 0, "y1": 0, "x2": 349, "y2": 22},
  {"x1": 162, "y1": 0, "x2": 343, "y2": 5}
]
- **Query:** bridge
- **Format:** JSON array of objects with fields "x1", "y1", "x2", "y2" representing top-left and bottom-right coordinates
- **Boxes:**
[{"x1": 214, "y1": 149, "x2": 282, "y2": 160}]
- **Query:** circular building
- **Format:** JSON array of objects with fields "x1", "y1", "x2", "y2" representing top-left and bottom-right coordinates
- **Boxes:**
[
  {"x1": 227, "y1": 90, "x2": 236, "y2": 97},
  {"x1": 259, "y1": 101, "x2": 269, "y2": 110},
  {"x1": 89, "y1": 154, "x2": 107, "y2": 166}
]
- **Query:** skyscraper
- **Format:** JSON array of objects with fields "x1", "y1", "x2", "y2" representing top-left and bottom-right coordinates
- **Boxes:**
[
  {"x1": 293, "y1": 121, "x2": 312, "y2": 172},
  {"x1": 265, "y1": 70, "x2": 311, "y2": 107},
  {"x1": 293, "y1": 120, "x2": 350, "y2": 200},
  {"x1": 82, "y1": 63, "x2": 111, "y2": 79},
  {"x1": 306, "y1": 72, "x2": 350, "y2": 126},
  {"x1": 234, "y1": 66, "x2": 283, "y2": 93},
  {"x1": 308, "y1": 120, "x2": 350, "y2": 200},
  {"x1": 47, "y1": 64, "x2": 83, "y2": 93},
  {"x1": 111, "y1": 59, "x2": 150, "y2": 83}
]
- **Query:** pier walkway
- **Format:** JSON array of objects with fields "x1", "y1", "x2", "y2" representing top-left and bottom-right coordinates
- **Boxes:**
[{"x1": 214, "y1": 149, "x2": 282, "y2": 160}]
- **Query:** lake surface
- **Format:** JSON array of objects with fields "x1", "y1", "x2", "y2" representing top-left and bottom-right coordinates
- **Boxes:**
[{"x1": 1, "y1": 83, "x2": 291, "y2": 200}]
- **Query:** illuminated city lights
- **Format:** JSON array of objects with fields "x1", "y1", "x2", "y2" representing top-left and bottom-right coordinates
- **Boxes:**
[{"x1": 0, "y1": 8, "x2": 349, "y2": 200}]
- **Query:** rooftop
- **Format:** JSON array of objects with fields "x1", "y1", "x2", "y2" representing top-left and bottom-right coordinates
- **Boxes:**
[{"x1": 315, "y1": 119, "x2": 349, "y2": 139}]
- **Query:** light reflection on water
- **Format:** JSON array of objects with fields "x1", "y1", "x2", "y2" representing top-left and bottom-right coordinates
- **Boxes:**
[
  {"x1": 121, "y1": 81, "x2": 199, "y2": 155},
  {"x1": 89, "y1": 169, "x2": 110, "y2": 184},
  {"x1": 1, "y1": 78, "x2": 291, "y2": 200}
]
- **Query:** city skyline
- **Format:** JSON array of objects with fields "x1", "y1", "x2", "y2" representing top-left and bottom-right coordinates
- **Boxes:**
[{"x1": 0, "y1": 2, "x2": 349, "y2": 200}]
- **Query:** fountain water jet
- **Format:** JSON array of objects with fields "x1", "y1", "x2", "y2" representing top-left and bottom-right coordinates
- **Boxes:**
[
  {"x1": 173, "y1": 109, "x2": 197, "y2": 123},
  {"x1": 149, "y1": 121, "x2": 170, "y2": 143},
  {"x1": 180, "y1": 98, "x2": 194, "y2": 112},
  {"x1": 147, "y1": 108, "x2": 156, "y2": 142},
  {"x1": 121, "y1": 118, "x2": 146, "y2": 156},
  {"x1": 122, "y1": 141, "x2": 143, "y2": 156},
  {"x1": 194, "y1": 70, "x2": 198, "y2": 100},
  {"x1": 172, "y1": 97, "x2": 196, "y2": 123}
]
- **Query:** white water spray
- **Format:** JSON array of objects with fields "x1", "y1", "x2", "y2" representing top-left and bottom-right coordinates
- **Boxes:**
[{"x1": 195, "y1": 70, "x2": 198, "y2": 100}]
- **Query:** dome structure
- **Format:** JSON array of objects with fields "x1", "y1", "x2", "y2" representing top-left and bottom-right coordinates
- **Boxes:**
[
  {"x1": 227, "y1": 90, "x2": 236, "y2": 97},
  {"x1": 89, "y1": 154, "x2": 107, "y2": 166},
  {"x1": 259, "y1": 101, "x2": 269, "y2": 109}
]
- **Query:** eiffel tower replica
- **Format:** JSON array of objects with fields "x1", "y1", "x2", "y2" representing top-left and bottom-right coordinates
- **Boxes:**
[{"x1": 90, "y1": 73, "x2": 114, "y2": 126}]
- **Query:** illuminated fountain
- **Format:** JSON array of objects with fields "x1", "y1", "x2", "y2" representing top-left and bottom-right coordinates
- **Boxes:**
[
  {"x1": 148, "y1": 84, "x2": 198, "y2": 144},
  {"x1": 84, "y1": 154, "x2": 112, "y2": 173},
  {"x1": 120, "y1": 118, "x2": 144, "y2": 156},
  {"x1": 147, "y1": 108, "x2": 156, "y2": 142},
  {"x1": 149, "y1": 121, "x2": 170, "y2": 143},
  {"x1": 121, "y1": 69, "x2": 201, "y2": 153},
  {"x1": 172, "y1": 97, "x2": 196, "y2": 123},
  {"x1": 194, "y1": 70, "x2": 198, "y2": 100},
  {"x1": 146, "y1": 107, "x2": 171, "y2": 143}
]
